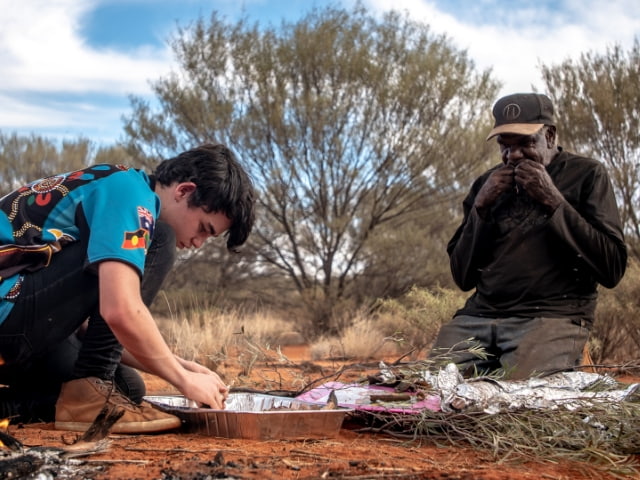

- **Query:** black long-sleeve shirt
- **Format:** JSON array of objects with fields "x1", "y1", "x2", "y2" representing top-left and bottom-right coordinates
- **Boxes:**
[{"x1": 448, "y1": 148, "x2": 627, "y2": 324}]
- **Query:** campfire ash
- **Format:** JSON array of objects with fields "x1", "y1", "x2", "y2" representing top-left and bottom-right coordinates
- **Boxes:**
[{"x1": 0, "y1": 402, "x2": 122, "y2": 479}]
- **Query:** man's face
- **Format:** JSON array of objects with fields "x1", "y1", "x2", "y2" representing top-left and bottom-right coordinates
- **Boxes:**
[{"x1": 496, "y1": 127, "x2": 556, "y2": 167}]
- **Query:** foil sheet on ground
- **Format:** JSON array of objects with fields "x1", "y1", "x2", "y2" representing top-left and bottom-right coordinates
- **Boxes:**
[
  {"x1": 444, "y1": 370, "x2": 640, "y2": 413},
  {"x1": 297, "y1": 365, "x2": 640, "y2": 415}
]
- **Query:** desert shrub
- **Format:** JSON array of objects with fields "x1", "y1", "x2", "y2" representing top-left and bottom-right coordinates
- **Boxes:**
[
  {"x1": 374, "y1": 286, "x2": 467, "y2": 358},
  {"x1": 592, "y1": 258, "x2": 640, "y2": 365},
  {"x1": 309, "y1": 311, "x2": 400, "y2": 360}
]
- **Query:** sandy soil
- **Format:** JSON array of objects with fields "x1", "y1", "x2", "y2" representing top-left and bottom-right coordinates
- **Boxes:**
[{"x1": 4, "y1": 346, "x2": 638, "y2": 480}]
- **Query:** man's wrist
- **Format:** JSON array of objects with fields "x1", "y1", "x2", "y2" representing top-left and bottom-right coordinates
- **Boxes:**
[{"x1": 544, "y1": 192, "x2": 565, "y2": 213}]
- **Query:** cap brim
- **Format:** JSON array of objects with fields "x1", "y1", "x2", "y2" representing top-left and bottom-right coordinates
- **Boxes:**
[{"x1": 486, "y1": 123, "x2": 544, "y2": 141}]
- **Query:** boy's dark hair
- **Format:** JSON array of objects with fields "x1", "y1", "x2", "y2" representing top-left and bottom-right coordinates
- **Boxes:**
[{"x1": 154, "y1": 143, "x2": 255, "y2": 251}]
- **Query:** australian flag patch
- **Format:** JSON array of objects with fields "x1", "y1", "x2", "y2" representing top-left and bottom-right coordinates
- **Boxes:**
[{"x1": 121, "y1": 206, "x2": 155, "y2": 251}]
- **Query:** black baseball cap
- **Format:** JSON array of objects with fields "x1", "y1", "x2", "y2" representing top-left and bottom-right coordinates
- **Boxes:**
[{"x1": 486, "y1": 93, "x2": 555, "y2": 141}]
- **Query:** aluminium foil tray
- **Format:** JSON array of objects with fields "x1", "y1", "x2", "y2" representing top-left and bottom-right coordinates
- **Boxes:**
[{"x1": 144, "y1": 393, "x2": 350, "y2": 440}]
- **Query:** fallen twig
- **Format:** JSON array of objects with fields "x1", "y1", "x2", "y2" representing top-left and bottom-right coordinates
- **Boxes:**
[{"x1": 84, "y1": 459, "x2": 150, "y2": 465}]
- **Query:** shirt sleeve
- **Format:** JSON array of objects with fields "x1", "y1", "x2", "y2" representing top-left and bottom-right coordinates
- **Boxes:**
[
  {"x1": 547, "y1": 162, "x2": 627, "y2": 288},
  {"x1": 80, "y1": 170, "x2": 159, "y2": 276},
  {"x1": 447, "y1": 176, "x2": 498, "y2": 291}
]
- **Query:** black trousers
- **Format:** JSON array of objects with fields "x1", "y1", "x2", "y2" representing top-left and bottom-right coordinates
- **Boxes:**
[
  {"x1": 429, "y1": 314, "x2": 590, "y2": 379},
  {"x1": 0, "y1": 221, "x2": 176, "y2": 412}
]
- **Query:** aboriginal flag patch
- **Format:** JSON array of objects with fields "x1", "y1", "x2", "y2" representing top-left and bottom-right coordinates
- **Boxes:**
[
  {"x1": 121, "y1": 206, "x2": 154, "y2": 251},
  {"x1": 122, "y1": 228, "x2": 148, "y2": 250}
]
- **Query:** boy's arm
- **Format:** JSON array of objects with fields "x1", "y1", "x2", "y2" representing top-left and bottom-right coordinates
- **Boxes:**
[{"x1": 98, "y1": 260, "x2": 228, "y2": 407}]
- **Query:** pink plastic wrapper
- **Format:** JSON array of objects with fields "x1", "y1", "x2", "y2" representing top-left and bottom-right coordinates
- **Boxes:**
[{"x1": 296, "y1": 381, "x2": 441, "y2": 413}]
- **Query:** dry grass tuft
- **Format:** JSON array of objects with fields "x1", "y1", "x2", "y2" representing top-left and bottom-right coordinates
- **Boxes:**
[
  {"x1": 309, "y1": 312, "x2": 401, "y2": 361},
  {"x1": 158, "y1": 308, "x2": 294, "y2": 370}
]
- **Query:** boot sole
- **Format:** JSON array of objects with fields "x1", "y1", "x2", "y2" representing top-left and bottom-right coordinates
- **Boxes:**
[{"x1": 55, "y1": 416, "x2": 182, "y2": 434}]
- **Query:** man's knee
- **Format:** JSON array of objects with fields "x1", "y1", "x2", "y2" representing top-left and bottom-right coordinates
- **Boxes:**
[
  {"x1": 508, "y1": 317, "x2": 589, "y2": 378},
  {"x1": 114, "y1": 365, "x2": 146, "y2": 403}
]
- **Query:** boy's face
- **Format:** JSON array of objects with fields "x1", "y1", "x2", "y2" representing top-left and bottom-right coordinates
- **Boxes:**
[
  {"x1": 160, "y1": 182, "x2": 232, "y2": 249},
  {"x1": 173, "y1": 207, "x2": 231, "y2": 250}
]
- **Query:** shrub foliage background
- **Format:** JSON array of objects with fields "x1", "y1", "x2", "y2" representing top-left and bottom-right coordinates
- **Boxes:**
[{"x1": 0, "y1": 6, "x2": 639, "y2": 364}]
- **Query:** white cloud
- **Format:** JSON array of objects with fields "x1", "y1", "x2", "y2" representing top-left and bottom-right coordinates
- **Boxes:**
[
  {"x1": 0, "y1": 94, "x2": 61, "y2": 128},
  {"x1": 364, "y1": 0, "x2": 640, "y2": 96},
  {"x1": 0, "y1": 92, "x2": 116, "y2": 127},
  {"x1": 0, "y1": 0, "x2": 172, "y2": 95},
  {"x1": 0, "y1": 0, "x2": 638, "y2": 144}
]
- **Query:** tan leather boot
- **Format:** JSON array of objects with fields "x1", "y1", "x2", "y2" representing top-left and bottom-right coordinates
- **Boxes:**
[{"x1": 55, "y1": 377, "x2": 181, "y2": 434}]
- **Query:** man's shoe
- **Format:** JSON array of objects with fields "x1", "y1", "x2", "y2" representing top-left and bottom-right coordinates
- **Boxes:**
[{"x1": 55, "y1": 377, "x2": 181, "y2": 434}]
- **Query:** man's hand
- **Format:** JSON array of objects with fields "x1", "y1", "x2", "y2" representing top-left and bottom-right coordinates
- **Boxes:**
[
  {"x1": 514, "y1": 159, "x2": 564, "y2": 211},
  {"x1": 474, "y1": 165, "x2": 515, "y2": 210},
  {"x1": 178, "y1": 370, "x2": 229, "y2": 409},
  {"x1": 175, "y1": 357, "x2": 229, "y2": 408}
]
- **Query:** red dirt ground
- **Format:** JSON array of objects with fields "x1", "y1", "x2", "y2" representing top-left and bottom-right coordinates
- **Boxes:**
[{"x1": 5, "y1": 346, "x2": 639, "y2": 480}]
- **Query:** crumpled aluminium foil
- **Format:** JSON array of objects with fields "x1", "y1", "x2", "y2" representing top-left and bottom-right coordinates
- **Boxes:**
[{"x1": 421, "y1": 364, "x2": 640, "y2": 414}]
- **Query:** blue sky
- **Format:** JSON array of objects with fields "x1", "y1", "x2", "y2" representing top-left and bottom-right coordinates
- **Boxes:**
[{"x1": 1, "y1": 0, "x2": 639, "y2": 146}]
